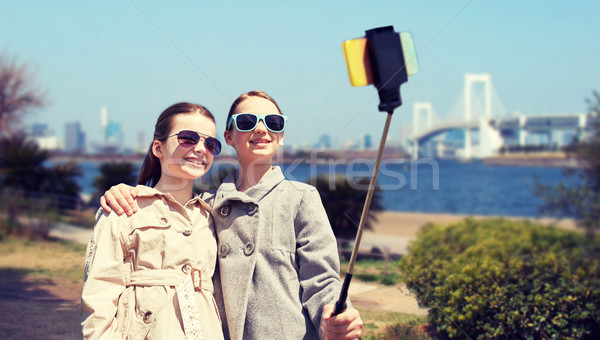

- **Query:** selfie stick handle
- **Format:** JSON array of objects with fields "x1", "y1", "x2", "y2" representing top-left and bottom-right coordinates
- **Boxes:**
[{"x1": 333, "y1": 112, "x2": 394, "y2": 316}]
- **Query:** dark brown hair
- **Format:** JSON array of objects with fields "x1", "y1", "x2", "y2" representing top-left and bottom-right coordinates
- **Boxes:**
[
  {"x1": 226, "y1": 90, "x2": 282, "y2": 131},
  {"x1": 137, "y1": 102, "x2": 215, "y2": 187}
]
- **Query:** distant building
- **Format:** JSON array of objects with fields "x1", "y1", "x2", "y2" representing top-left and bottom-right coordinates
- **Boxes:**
[
  {"x1": 29, "y1": 123, "x2": 61, "y2": 151},
  {"x1": 31, "y1": 123, "x2": 49, "y2": 137},
  {"x1": 93, "y1": 106, "x2": 124, "y2": 154},
  {"x1": 317, "y1": 134, "x2": 332, "y2": 149},
  {"x1": 135, "y1": 130, "x2": 148, "y2": 154},
  {"x1": 105, "y1": 121, "x2": 123, "y2": 146},
  {"x1": 32, "y1": 135, "x2": 61, "y2": 150},
  {"x1": 360, "y1": 133, "x2": 372, "y2": 150},
  {"x1": 64, "y1": 121, "x2": 86, "y2": 154}
]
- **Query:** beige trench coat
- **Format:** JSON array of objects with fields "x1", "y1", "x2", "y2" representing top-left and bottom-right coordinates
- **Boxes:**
[{"x1": 80, "y1": 186, "x2": 223, "y2": 340}]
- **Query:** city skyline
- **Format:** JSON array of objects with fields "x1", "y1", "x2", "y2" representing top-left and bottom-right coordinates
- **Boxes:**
[
  {"x1": 2, "y1": 1, "x2": 598, "y2": 151},
  {"x1": 28, "y1": 106, "x2": 382, "y2": 155}
]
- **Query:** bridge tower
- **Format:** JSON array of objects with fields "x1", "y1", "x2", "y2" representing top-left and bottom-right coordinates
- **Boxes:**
[
  {"x1": 463, "y1": 73, "x2": 501, "y2": 159},
  {"x1": 412, "y1": 102, "x2": 434, "y2": 160}
]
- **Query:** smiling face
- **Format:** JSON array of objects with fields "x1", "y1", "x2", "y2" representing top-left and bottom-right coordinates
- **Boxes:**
[
  {"x1": 153, "y1": 112, "x2": 217, "y2": 184},
  {"x1": 224, "y1": 96, "x2": 284, "y2": 166}
]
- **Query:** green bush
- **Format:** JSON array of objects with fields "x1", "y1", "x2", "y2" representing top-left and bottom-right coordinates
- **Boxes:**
[
  {"x1": 381, "y1": 272, "x2": 402, "y2": 286},
  {"x1": 356, "y1": 273, "x2": 380, "y2": 282},
  {"x1": 400, "y1": 218, "x2": 600, "y2": 339}
]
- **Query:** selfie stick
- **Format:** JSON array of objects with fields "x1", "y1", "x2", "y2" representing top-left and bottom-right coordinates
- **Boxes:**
[{"x1": 333, "y1": 26, "x2": 418, "y2": 316}]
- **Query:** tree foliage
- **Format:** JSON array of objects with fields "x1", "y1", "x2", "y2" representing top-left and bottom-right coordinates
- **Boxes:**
[
  {"x1": 93, "y1": 161, "x2": 138, "y2": 201},
  {"x1": 0, "y1": 134, "x2": 82, "y2": 210},
  {"x1": 308, "y1": 174, "x2": 383, "y2": 240},
  {"x1": 534, "y1": 91, "x2": 600, "y2": 235},
  {"x1": 0, "y1": 133, "x2": 49, "y2": 190},
  {"x1": 0, "y1": 53, "x2": 45, "y2": 137}
]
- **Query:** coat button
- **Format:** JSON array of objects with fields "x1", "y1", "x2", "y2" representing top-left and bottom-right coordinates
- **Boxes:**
[
  {"x1": 244, "y1": 241, "x2": 255, "y2": 256},
  {"x1": 160, "y1": 217, "x2": 168, "y2": 224},
  {"x1": 220, "y1": 205, "x2": 231, "y2": 217},
  {"x1": 143, "y1": 311, "x2": 153, "y2": 324},
  {"x1": 182, "y1": 264, "x2": 191, "y2": 274},
  {"x1": 219, "y1": 243, "x2": 230, "y2": 257},
  {"x1": 247, "y1": 204, "x2": 257, "y2": 216},
  {"x1": 182, "y1": 229, "x2": 192, "y2": 236}
]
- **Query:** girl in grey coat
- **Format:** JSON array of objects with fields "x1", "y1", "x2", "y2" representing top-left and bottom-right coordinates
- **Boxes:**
[{"x1": 102, "y1": 91, "x2": 363, "y2": 339}]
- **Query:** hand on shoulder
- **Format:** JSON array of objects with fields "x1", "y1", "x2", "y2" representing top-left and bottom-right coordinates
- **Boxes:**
[{"x1": 100, "y1": 184, "x2": 139, "y2": 216}]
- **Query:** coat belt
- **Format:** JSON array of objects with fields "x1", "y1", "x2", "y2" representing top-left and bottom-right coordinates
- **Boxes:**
[{"x1": 124, "y1": 267, "x2": 214, "y2": 293}]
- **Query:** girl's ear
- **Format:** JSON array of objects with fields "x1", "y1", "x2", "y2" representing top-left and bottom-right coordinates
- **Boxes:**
[
  {"x1": 278, "y1": 133, "x2": 284, "y2": 146},
  {"x1": 224, "y1": 129, "x2": 235, "y2": 146},
  {"x1": 152, "y1": 140, "x2": 163, "y2": 159}
]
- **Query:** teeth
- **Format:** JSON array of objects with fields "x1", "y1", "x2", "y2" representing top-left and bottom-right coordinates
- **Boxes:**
[{"x1": 185, "y1": 158, "x2": 204, "y2": 165}]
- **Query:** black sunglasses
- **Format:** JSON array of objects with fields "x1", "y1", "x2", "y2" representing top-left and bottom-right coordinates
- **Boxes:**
[
  {"x1": 167, "y1": 130, "x2": 221, "y2": 155},
  {"x1": 227, "y1": 113, "x2": 287, "y2": 132}
]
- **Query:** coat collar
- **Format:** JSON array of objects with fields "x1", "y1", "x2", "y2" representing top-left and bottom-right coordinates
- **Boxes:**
[
  {"x1": 135, "y1": 185, "x2": 212, "y2": 212},
  {"x1": 211, "y1": 166, "x2": 285, "y2": 211}
]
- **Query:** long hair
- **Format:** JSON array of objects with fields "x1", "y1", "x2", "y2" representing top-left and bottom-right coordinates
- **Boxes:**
[
  {"x1": 226, "y1": 90, "x2": 282, "y2": 131},
  {"x1": 137, "y1": 102, "x2": 215, "y2": 187}
]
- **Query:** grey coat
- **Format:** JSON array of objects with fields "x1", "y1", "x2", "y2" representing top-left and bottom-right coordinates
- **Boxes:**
[{"x1": 204, "y1": 166, "x2": 344, "y2": 340}]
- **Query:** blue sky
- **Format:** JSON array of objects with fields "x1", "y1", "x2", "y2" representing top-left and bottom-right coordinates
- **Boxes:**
[{"x1": 1, "y1": 1, "x2": 598, "y2": 151}]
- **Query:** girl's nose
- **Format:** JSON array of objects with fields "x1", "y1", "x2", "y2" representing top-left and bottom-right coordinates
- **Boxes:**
[
  {"x1": 194, "y1": 139, "x2": 207, "y2": 154},
  {"x1": 254, "y1": 120, "x2": 267, "y2": 133}
]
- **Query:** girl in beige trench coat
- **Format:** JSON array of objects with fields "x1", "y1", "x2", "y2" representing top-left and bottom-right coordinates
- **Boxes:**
[
  {"x1": 80, "y1": 103, "x2": 225, "y2": 340},
  {"x1": 102, "y1": 91, "x2": 363, "y2": 339}
]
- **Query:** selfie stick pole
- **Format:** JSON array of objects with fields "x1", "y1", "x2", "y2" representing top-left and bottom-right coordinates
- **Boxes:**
[
  {"x1": 333, "y1": 25, "x2": 417, "y2": 316},
  {"x1": 333, "y1": 112, "x2": 393, "y2": 315}
]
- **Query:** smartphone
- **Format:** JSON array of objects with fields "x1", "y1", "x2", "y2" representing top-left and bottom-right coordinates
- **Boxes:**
[
  {"x1": 342, "y1": 32, "x2": 418, "y2": 87},
  {"x1": 342, "y1": 37, "x2": 373, "y2": 87}
]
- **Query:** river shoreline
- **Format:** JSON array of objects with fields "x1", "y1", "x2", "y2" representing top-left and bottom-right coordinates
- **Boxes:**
[{"x1": 483, "y1": 152, "x2": 583, "y2": 168}]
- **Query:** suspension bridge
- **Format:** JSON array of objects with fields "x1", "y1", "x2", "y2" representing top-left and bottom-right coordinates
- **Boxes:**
[{"x1": 409, "y1": 73, "x2": 591, "y2": 160}]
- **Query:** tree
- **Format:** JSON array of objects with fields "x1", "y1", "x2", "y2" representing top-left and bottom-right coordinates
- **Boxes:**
[
  {"x1": 0, "y1": 134, "x2": 83, "y2": 209},
  {"x1": 0, "y1": 134, "x2": 82, "y2": 238},
  {"x1": 93, "y1": 162, "x2": 138, "y2": 202},
  {"x1": 0, "y1": 52, "x2": 45, "y2": 137},
  {"x1": 307, "y1": 174, "x2": 383, "y2": 240},
  {"x1": 0, "y1": 133, "x2": 49, "y2": 190},
  {"x1": 44, "y1": 161, "x2": 83, "y2": 210},
  {"x1": 534, "y1": 91, "x2": 600, "y2": 235}
]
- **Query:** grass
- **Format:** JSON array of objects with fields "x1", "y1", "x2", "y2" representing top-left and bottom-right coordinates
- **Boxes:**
[
  {"x1": 0, "y1": 237, "x2": 86, "y2": 284},
  {"x1": 341, "y1": 257, "x2": 406, "y2": 286}
]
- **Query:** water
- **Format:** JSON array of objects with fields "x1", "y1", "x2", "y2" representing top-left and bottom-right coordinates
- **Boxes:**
[{"x1": 72, "y1": 159, "x2": 578, "y2": 218}]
